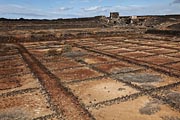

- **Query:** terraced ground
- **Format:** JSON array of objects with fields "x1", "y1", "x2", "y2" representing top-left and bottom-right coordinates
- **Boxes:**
[{"x1": 0, "y1": 30, "x2": 180, "y2": 120}]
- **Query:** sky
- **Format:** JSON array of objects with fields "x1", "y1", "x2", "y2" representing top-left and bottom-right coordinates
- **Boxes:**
[{"x1": 0, "y1": 0, "x2": 179, "y2": 19}]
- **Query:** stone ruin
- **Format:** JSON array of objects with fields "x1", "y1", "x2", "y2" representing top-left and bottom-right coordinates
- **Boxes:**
[
  {"x1": 110, "y1": 12, "x2": 119, "y2": 19},
  {"x1": 102, "y1": 12, "x2": 139, "y2": 26}
]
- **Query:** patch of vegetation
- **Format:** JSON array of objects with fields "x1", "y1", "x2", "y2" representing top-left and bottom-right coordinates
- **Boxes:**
[
  {"x1": 46, "y1": 44, "x2": 72, "y2": 57},
  {"x1": 0, "y1": 44, "x2": 14, "y2": 52},
  {"x1": 95, "y1": 37, "x2": 103, "y2": 41},
  {"x1": 61, "y1": 44, "x2": 72, "y2": 53},
  {"x1": 47, "y1": 48, "x2": 61, "y2": 56}
]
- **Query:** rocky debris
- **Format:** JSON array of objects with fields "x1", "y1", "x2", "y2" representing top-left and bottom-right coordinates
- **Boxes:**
[
  {"x1": 110, "y1": 12, "x2": 119, "y2": 19},
  {"x1": 46, "y1": 49, "x2": 62, "y2": 56},
  {"x1": 112, "y1": 67, "x2": 137, "y2": 73},
  {"x1": 167, "y1": 23, "x2": 180, "y2": 30},
  {"x1": 62, "y1": 51, "x2": 86, "y2": 58},
  {"x1": 161, "y1": 116, "x2": 180, "y2": 120},
  {"x1": 139, "y1": 99, "x2": 161, "y2": 115},
  {"x1": 0, "y1": 108, "x2": 29, "y2": 120},
  {"x1": 0, "y1": 44, "x2": 16, "y2": 52},
  {"x1": 114, "y1": 73, "x2": 162, "y2": 83},
  {"x1": 166, "y1": 92, "x2": 180, "y2": 109},
  {"x1": 117, "y1": 88, "x2": 126, "y2": 91},
  {"x1": 145, "y1": 29, "x2": 180, "y2": 36},
  {"x1": 140, "y1": 84, "x2": 155, "y2": 90},
  {"x1": 46, "y1": 44, "x2": 73, "y2": 57}
]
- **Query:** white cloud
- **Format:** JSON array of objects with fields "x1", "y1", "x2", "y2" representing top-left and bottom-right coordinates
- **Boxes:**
[
  {"x1": 58, "y1": 7, "x2": 73, "y2": 11},
  {"x1": 9, "y1": 13, "x2": 46, "y2": 17},
  {"x1": 80, "y1": 3, "x2": 179, "y2": 17},
  {"x1": 0, "y1": 4, "x2": 47, "y2": 18},
  {"x1": 0, "y1": 1, "x2": 179, "y2": 19},
  {"x1": 82, "y1": 6, "x2": 111, "y2": 13},
  {"x1": 83, "y1": 6, "x2": 100, "y2": 11},
  {"x1": 81, "y1": 5, "x2": 144, "y2": 16},
  {"x1": 172, "y1": 0, "x2": 180, "y2": 4},
  {"x1": 70, "y1": 0, "x2": 102, "y2": 4},
  {"x1": 0, "y1": 4, "x2": 77, "y2": 19}
]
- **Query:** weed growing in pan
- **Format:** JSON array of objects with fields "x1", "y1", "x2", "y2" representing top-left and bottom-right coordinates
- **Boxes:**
[{"x1": 46, "y1": 44, "x2": 72, "y2": 57}]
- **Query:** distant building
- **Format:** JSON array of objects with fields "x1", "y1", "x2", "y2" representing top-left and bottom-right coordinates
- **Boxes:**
[
  {"x1": 110, "y1": 12, "x2": 119, "y2": 19},
  {"x1": 131, "y1": 16, "x2": 138, "y2": 24},
  {"x1": 131, "y1": 16, "x2": 137, "y2": 20}
]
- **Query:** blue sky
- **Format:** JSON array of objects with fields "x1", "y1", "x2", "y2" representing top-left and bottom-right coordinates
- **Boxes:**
[{"x1": 0, "y1": 0, "x2": 179, "y2": 19}]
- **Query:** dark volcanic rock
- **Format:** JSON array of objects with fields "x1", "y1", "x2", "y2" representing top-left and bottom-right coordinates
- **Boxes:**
[
  {"x1": 167, "y1": 92, "x2": 180, "y2": 108},
  {"x1": 114, "y1": 73, "x2": 162, "y2": 83},
  {"x1": 161, "y1": 116, "x2": 180, "y2": 120},
  {"x1": 139, "y1": 99, "x2": 161, "y2": 115},
  {"x1": 62, "y1": 51, "x2": 86, "y2": 58}
]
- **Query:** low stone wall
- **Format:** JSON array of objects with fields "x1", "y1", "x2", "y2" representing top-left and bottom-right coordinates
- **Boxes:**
[{"x1": 145, "y1": 29, "x2": 180, "y2": 36}]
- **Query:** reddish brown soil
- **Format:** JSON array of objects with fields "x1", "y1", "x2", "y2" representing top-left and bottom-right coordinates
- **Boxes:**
[
  {"x1": 1, "y1": 22, "x2": 180, "y2": 119},
  {"x1": 81, "y1": 55, "x2": 117, "y2": 64},
  {"x1": 94, "y1": 61, "x2": 142, "y2": 74},
  {"x1": 138, "y1": 55, "x2": 180, "y2": 65},
  {"x1": 53, "y1": 67, "x2": 102, "y2": 82},
  {"x1": 120, "y1": 51, "x2": 154, "y2": 58},
  {"x1": 0, "y1": 79, "x2": 20, "y2": 90},
  {"x1": 17, "y1": 44, "x2": 94, "y2": 120},
  {"x1": 145, "y1": 48, "x2": 178, "y2": 54},
  {"x1": 166, "y1": 62, "x2": 180, "y2": 71},
  {"x1": 104, "y1": 48, "x2": 133, "y2": 54}
]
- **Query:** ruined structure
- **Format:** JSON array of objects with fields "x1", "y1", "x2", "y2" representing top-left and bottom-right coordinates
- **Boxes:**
[{"x1": 110, "y1": 12, "x2": 119, "y2": 19}]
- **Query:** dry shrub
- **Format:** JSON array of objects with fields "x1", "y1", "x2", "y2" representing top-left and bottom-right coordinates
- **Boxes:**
[
  {"x1": 46, "y1": 44, "x2": 72, "y2": 57},
  {"x1": 0, "y1": 44, "x2": 3, "y2": 52},
  {"x1": 47, "y1": 49, "x2": 60, "y2": 56},
  {"x1": 0, "y1": 44, "x2": 12, "y2": 52},
  {"x1": 61, "y1": 44, "x2": 72, "y2": 53}
]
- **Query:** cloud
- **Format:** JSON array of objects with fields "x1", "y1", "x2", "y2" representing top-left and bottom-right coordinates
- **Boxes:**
[
  {"x1": 0, "y1": 4, "x2": 40, "y2": 13},
  {"x1": 8, "y1": 13, "x2": 47, "y2": 17},
  {"x1": 0, "y1": 4, "x2": 79, "y2": 19},
  {"x1": 82, "y1": 6, "x2": 100, "y2": 11},
  {"x1": 172, "y1": 0, "x2": 180, "y2": 4},
  {"x1": 70, "y1": 0, "x2": 102, "y2": 4},
  {"x1": 81, "y1": 5, "x2": 144, "y2": 16},
  {"x1": 82, "y1": 6, "x2": 110, "y2": 12},
  {"x1": 58, "y1": 7, "x2": 73, "y2": 11},
  {"x1": 70, "y1": 0, "x2": 91, "y2": 4},
  {"x1": 80, "y1": 3, "x2": 179, "y2": 17},
  {"x1": 0, "y1": 1, "x2": 179, "y2": 19},
  {"x1": 0, "y1": 4, "x2": 46, "y2": 18}
]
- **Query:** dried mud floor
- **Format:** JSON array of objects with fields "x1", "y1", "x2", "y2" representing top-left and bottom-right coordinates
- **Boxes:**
[{"x1": 1, "y1": 33, "x2": 180, "y2": 120}]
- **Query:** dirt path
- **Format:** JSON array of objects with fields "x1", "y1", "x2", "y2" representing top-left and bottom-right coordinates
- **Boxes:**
[{"x1": 16, "y1": 43, "x2": 94, "y2": 120}]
